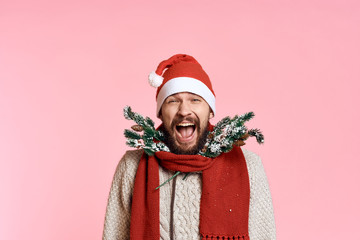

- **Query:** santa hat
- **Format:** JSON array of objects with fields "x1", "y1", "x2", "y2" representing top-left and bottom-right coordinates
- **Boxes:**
[{"x1": 149, "y1": 54, "x2": 216, "y2": 117}]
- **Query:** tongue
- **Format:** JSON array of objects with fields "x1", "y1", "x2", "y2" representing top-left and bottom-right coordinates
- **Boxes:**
[{"x1": 178, "y1": 126, "x2": 194, "y2": 138}]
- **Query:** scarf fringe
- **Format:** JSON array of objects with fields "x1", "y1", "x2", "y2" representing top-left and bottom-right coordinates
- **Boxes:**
[{"x1": 201, "y1": 234, "x2": 250, "y2": 240}]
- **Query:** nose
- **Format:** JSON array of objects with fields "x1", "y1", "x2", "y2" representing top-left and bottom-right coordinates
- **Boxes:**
[{"x1": 177, "y1": 102, "x2": 192, "y2": 117}]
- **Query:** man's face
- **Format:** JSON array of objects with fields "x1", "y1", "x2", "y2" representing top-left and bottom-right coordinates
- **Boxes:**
[{"x1": 159, "y1": 92, "x2": 214, "y2": 154}]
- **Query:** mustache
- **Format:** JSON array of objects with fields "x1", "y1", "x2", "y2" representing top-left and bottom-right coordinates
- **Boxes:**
[
  {"x1": 161, "y1": 117, "x2": 209, "y2": 155},
  {"x1": 170, "y1": 117, "x2": 199, "y2": 130}
]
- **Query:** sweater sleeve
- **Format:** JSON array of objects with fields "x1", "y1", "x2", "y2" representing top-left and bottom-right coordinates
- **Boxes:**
[
  {"x1": 102, "y1": 150, "x2": 143, "y2": 240},
  {"x1": 243, "y1": 149, "x2": 276, "y2": 240}
]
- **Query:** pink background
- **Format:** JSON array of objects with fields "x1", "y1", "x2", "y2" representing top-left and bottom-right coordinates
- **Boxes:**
[{"x1": 1, "y1": 0, "x2": 359, "y2": 239}]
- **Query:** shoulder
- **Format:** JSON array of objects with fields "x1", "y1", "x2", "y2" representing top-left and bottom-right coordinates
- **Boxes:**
[
  {"x1": 241, "y1": 148, "x2": 263, "y2": 169},
  {"x1": 241, "y1": 148, "x2": 266, "y2": 188},
  {"x1": 113, "y1": 149, "x2": 144, "y2": 180},
  {"x1": 120, "y1": 149, "x2": 143, "y2": 167},
  {"x1": 121, "y1": 149, "x2": 143, "y2": 167},
  {"x1": 242, "y1": 148, "x2": 260, "y2": 161}
]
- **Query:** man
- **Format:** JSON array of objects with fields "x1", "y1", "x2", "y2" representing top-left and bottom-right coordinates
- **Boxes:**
[{"x1": 103, "y1": 54, "x2": 276, "y2": 239}]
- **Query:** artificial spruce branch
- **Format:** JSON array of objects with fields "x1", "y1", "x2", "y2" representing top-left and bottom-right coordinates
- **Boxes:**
[
  {"x1": 123, "y1": 106, "x2": 265, "y2": 189},
  {"x1": 124, "y1": 129, "x2": 141, "y2": 140},
  {"x1": 248, "y1": 128, "x2": 264, "y2": 144},
  {"x1": 123, "y1": 106, "x2": 264, "y2": 158},
  {"x1": 123, "y1": 106, "x2": 170, "y2": 156},
  {"x1": 199, "y1": 112, "x2": 264, "y2": 158}
]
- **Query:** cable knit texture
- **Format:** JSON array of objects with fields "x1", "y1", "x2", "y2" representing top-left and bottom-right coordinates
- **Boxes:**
[{"x1": 103, "y1": 149, "x2": 276, "y2": 240}]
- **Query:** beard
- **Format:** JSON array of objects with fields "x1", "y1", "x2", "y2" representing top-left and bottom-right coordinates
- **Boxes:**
[{"x1": 160, "y1": 118, "x2": 209, "y2": 155}]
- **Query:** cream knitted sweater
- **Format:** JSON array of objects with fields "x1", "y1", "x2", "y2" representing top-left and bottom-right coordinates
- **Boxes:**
[{"x1": 103, "y1": 149, "x2": 276, "y2": 240}]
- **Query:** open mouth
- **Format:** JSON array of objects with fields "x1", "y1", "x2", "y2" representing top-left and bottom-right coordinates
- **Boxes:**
[{"x1": 175, "y1": 122, "x2": 196, "y2": 142}]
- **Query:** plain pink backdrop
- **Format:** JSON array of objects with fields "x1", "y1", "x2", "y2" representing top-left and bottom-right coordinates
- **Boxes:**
[{"x1": 1, "y1": 0, "x2": 359, "y2": 239}]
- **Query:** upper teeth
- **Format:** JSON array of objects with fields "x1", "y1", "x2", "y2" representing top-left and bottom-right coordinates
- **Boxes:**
[{"x1": 177, "y1": 123, "x2": 194, "y2": 127}]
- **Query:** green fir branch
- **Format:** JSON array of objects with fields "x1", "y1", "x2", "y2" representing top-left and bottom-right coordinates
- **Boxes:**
[
  {"x1": 126, "y1": 139, "x2": 142, "y2": 148},
  {"x1": 214, "y1": 116, "x2": 231, "y2": 130},
  {"x1": 123, "y1": 106, "x2": 134, "y2": 120},
  {"x1": 239, "y1": 112, "x2": 255, "y2": 123},
  {"x1": 154, "y1": 130, "x2": 165, "y2": 142},
  {"x1": 145, "y1": 117, "x2": 155, "y2": 128},
  {"x1": 124, "y1": 106, "x2": 263, "y2": 159},
  {"x1": 124, "y1": 129, "x2": 141, "y2": 140},
  {"x1": 123, "y1": 105, "x2": 265, "y2": 189},
  {"x1": 248, "y1": 128, "x2": 265, "y2": 144},
  {"x1": 132, "y1": 112, "x2": 146, "y2": 126},
  {"x1": 199, "y1": 112, "x2": 258, "y2": 157}
]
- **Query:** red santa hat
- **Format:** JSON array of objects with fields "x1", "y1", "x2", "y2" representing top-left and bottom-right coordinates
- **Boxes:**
[{"x1": 148, "y1": 54, "x2": 216, "y2": 117}]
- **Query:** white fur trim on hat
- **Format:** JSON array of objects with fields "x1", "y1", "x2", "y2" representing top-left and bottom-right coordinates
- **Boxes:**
[
  {"x1": 148, "y1": 71, "x2": 164, "y2": 88},
  {"x1": 156, "y1": 77, "x2": 216, "y2": 117}
]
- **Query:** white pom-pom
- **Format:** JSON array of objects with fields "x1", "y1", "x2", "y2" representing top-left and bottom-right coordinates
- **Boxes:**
[{"x1": 148, "y1": 71, "x2": 164, "y2": 88}]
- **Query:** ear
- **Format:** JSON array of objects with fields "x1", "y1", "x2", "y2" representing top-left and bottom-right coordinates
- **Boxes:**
[{"x1": 209, "y1": 111, "x2": 214, "y2": 119}]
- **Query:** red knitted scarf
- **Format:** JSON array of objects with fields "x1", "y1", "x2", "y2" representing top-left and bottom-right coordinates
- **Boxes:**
[{"x1": 130, "y1": 146, "x2": 250, "y2": 239}]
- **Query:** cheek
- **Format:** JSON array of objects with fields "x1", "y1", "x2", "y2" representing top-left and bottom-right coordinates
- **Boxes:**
[
  {"x1": 198, "y1": 107, "x2": 211, "y2": 120},
  {"x1": 161, "y1": 112, "x2": 174, "y2": 128},
  {"x1": 196, "y1": 112, "x2": 209, "y2": 127}
]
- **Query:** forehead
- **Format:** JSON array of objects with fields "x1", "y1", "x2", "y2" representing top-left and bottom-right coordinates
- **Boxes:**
[{"x1": 166, "y1": 92, "x2": 203, "y2": 99}]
